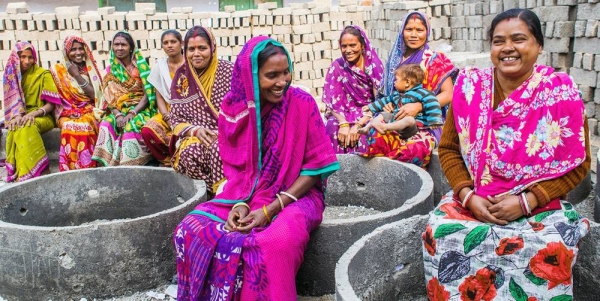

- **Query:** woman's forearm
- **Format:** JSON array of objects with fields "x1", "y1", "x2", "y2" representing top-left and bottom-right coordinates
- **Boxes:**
[
  {"x1": 436, "y1": 77, "x2": 454, "y2": 108},
  {"x1": 155, "y1": 91, "x2": 169, "y2": 115},
  {"x1": 132, "y1": 95, "x2": 149, "y2": 113},
  {"x1": 266, "y1": 175, "x2": 320, "y2": 216},
  {"x1": 74, "y1": 74, "x2": 96, "y2": 100}
]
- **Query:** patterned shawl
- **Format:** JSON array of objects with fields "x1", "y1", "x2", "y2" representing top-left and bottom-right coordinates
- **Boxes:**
[
  {"x1": 3, "y1": 41, "x2": 61, "y2": 121},
  {"x1": 103, "y1": 32, "x2": 156, "y2": 111},
  {"x1": 50, "y1": 36, "x2": 103, "y2": 117},
  {"x1": 452, "y1": 65, "x2": 586, "y2": 197},
  {"x1": 170, "y1": 26, "x2": 221, "y2": 137},
  {"x1": 213, "y1": 36, "x2": 339, "y2": 205},
  {"x1": 384, "y1": 11, "x2": 457, "y2": 96},
  {"x1": 322, "y1": 25, "x2": 384, "y2": 123}
]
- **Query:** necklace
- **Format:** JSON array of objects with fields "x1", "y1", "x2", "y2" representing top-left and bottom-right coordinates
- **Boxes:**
[{"x1": 76, "y1": 63, "x2": 87, "y2": 74}]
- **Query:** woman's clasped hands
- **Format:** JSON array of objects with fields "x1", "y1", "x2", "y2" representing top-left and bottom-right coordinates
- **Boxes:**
[
  {"x1": 225, "y1": 204, "x2": 271, "y2": 233},
  {"x1": 466, "y1": 192, "x2": 538, "y2": 225}
]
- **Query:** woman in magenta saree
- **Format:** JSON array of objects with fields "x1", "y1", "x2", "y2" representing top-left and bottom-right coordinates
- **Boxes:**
[
  {"x1": 174, "y1": 37, "x2": 339, "y2": 300},
  {"x1": 322, "y1": 25, "x2": 384, "y2": 154}
]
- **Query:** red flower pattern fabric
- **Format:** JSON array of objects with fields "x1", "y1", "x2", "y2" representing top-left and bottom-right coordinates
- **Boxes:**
[
  {"x1": 427, "y1": 277, "x2": 450, "y2": 301},
  {"x1": 529, "y1": 242, "x2": 574, "y2": 289},
  {"x1": 458, "y1": 267, "x2": 497, "y2": 301},
  {"x1": 423, "y1": 224, "x2": 436, "y2": 256},
  {"x1": 495, "y1": 236, "x2": 525, "y2": 256},
  {"x1": 423, "y1": 193, "x2": 588, "y2": 300}
]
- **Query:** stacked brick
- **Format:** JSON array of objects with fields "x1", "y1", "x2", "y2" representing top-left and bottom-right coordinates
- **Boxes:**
[
  {"x1": 0, "y1": 1, "x2": 370, "y2": 97},
  {"x1": 364, "y1": 0, "x2": 452, "y2": 63},
  {"x1": 571, "y1": 2, "x2": 600, "y2": 132},
  {"x1": 1, "y1": 0, "x2": 600, "y2": 131}
]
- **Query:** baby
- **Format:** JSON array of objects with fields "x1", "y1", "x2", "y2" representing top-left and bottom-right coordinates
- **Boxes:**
[{"x1": 357, "y1": 64, "x2": 442, "y2": 139}]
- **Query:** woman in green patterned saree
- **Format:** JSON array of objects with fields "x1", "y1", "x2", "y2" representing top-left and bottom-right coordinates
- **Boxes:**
[{"x1": 92, "y1": 31, "x2": 157, "y2": 166}]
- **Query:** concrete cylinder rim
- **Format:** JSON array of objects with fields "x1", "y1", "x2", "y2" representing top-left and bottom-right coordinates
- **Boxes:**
[
  {"x1": 335, "y1": 217, "x2": 600, "y2": 300},
  {"x1": 0, "y1": 166, "x2": 206, "y2": 230},
  {"x1": 322, "y1": 157, "x2": 433, "y2": 226}
]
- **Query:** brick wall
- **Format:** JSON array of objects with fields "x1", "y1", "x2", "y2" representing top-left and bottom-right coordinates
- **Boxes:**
[{"x1": 0, "y1": 0, "x2": 599, "y2": 134}]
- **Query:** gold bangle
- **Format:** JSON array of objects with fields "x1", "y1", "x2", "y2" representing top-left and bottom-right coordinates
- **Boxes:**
[
  {"x1": 232, "y1": 202, "x2": 250, "y2": 210},
  {"x1": 276, "y1": 194, "x2": 285, "y2": 210},
  {"x1": 339, "y1": 123, "x2": 350, "y2": 128},
  {"x1": 262, "y1": 205, "x2": 272, "y2": 223}
]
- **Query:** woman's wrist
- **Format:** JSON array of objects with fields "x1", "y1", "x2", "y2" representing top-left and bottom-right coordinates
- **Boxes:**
[{"x1": 525, "y1": 191, "x2": 538, "y2": 210}]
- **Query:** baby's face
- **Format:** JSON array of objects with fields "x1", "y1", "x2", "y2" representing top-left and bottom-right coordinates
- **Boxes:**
[{"x1": 394, "y1": 73, "x2": 412, "y2": 93}]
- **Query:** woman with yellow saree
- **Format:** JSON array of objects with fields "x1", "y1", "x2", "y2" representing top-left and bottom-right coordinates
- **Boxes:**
[
  {"x1": 50, "y1": 36, "x2": 103, "y2": 171},
  {"x1": 3, "y1": 41, "x2": 62, "y2": 182},
  {"x1": 92, "y1": 31, "x2": 157, "y2": 166}
]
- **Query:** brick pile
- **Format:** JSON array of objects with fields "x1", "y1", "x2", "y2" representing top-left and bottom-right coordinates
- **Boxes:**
[{"x1": 0, "y1": 0, "x2": 599, "y2": 134}]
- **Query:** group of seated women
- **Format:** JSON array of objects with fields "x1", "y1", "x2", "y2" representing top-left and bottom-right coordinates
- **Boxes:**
[
  {"x1": 2, "y1": 8, "x2": 592, "y2": 301},
  {"x1": 3, "y1": 27, "x2": 232, "y2": 194}
]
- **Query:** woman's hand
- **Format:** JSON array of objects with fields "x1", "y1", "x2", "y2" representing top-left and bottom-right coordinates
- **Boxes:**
[
  {"x1": 395, "y1": 102, "x2": 423, "y2": 120},
  {"x1": 67, "y1": 62, "x2": 79, "y2": 78},
  {"x1": 225, "y1": 206, "x2": 250, "y2": 231},
  {"x1": 195, "y1": 128, "x2": 217, "y2": 146},
  {"x1": 116, "y1": 115, "x2": 129, "y2": 129},
  {"x1": 7, "y1": 115, "x2": 22, "y2": 130},
  {"x1": 348, "y1": 125, "x2": 360, "y2": 147},
  {"x1": 337, "y1": 126, "x2": 350, "y2": 147},
  {"x1": 19, "y1": 112, "x2": 36, "y2": 127},
  {"x1": 488, "y1": 195, "x2": 526, "y2": 222},
  {"x1": 236, "y1": 207, "x2": 271, "y2": 233},
  {"x1": 467, "y1": 194, "x2": 508, "y2": 225}
]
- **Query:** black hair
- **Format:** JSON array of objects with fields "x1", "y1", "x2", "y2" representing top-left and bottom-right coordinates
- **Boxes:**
[
  {"x1": 113, "y1": 32, "x2": 136, "y2": 51},
  {"x1": 395, "y1": 64, "x2": 424, "y2": 86},
  {"x1": 257, "y1": 43, "x2": 288, "y2": 70},
  {"x1": 488, "y1": 8, "x2": 544, "y2": 47},
  {"x1": 184, "y1": 26, "x2": 212, "y2": 53},
  {"x1": 161, "y1": 29, "x2": 183, "y2": 43},
  {"x1": 340, "y1": 26, "x2": 366, "y2": 48}
]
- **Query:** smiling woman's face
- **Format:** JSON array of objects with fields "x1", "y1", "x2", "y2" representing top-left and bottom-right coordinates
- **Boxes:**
[
  {"x1": 258, "y1": 53, "x2": 291, "y2": 106},
  {"x1": 403, "y1": 17, "x2": 427, "y2": 50},
  {"x1": 490, "y1": 17, "x2": 542, "y2": 83}
]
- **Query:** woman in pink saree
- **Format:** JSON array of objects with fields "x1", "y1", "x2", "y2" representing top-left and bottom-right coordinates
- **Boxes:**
[
  {"x1": 174, "y1": 37, "x2": 339, "y2": 300},
  {"x1": 423, "y1": 9, "x2": 590, "y2": 300}
]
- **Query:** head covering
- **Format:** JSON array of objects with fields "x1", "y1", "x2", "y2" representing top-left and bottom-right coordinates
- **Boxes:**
[
  {"x1": 384, "y1": 11, "x2": 431, "y2": 95},
  {"x1": 106, "y1": 31, "x2": 156, "y2": 109},
  {"x1": 50, "y1": 36, "x2": 103, "y2": 112},
  {"x1": 182, "y1": 26, "x2": 220, "y2": 105},
  {"x1": 3, "y1": 41, "x2": 36, "y2": 121},
  {"x1": 453, "y1": 65, "x2": 586, "y2": 197},
  {"x1": 322, "y1": 25, "x2": 384, "y2": 121},
  {"x1": 3, "y1": 41, "x2": 61, "y2": 121},
  {"x1": 214, "y1": 36, "x2": 339, "y2": 204}
]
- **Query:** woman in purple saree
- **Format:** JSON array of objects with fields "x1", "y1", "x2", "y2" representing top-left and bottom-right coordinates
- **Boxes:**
[
  {"x1": 174, "y1": 37, "x2": 340, "y2": 300},
  {"x1": 322, "y1": 25, "x2": 384, "y2": 154}
]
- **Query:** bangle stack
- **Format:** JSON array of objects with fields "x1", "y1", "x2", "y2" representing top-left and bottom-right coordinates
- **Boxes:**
[
  {"x1": 276, "y1": 194, "x2": 285, "y2": 210},
  {"x1": 280, "y1": 191, "x2": 298, "y2": 202},
  {"x1": 79, "y1": 78, "x2": 89, "y2": 89},
  {"x1": 262, "y1": 205, "x2": 272, "y2": 223},
  {"x1": 115, "y1": 112, "x2": 124, "y2": 118},
  {"x1": 519, "y1": 192, "x2": 532, "y2": 216},
  {"x1": 38, "y1": 107, "x2": 47, "y2": 116},
  {"x1": 232, "y1": 202, "x2": 250, "y2": 211},
  {"x1": 462, "y1": 190, "x2": 475, "y2": 208},
  {"x1": 128, "y1": 109, "x2": 137, "y2": 116}
]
